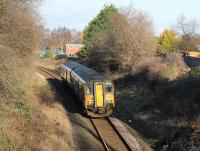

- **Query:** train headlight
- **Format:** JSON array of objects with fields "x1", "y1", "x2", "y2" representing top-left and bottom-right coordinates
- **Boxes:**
[
  {"x1": 88, "y1": 101, "x2": 94, "y2": 105},
  {"x1": 106, "y1": 100, "x2": 112, "y2": 103},
  {"x1": 106, "y1": 100, "x2": 113, "y2": 109}
]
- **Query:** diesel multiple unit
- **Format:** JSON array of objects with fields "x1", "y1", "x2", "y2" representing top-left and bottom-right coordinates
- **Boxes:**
[{"x1": 60, "y1": 61, "x2": 115, "y2": 117}]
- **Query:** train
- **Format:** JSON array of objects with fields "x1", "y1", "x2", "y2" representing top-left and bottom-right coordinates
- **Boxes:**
[
  {"x1": 184, "y1": 51, "x2": 200, "y2": 67},
  {"x1": 60, "y1": 61, "x2": 115, "y2": 117}
]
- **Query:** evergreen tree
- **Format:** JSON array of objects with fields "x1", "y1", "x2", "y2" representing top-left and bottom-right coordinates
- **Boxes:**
[{"x1": 79, "y1": 4, "x2": 117, "y2": 61}]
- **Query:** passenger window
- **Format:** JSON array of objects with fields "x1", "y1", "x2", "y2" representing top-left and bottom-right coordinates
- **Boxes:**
[
  {"x1": 87, "y1": 84, "x2": 93, "y2": 95},
  {"x1": 105, "y1": 83, "x2": 112, "y2": 93}
]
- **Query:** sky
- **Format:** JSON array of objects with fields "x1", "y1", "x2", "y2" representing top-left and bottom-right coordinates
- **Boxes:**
[{"x1": 40, "y1": 0, "x2": 200, "y2": 34}]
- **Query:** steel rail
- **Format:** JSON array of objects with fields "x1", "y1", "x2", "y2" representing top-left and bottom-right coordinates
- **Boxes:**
[
  {"x1": 37, "y1": 66, "x2": 60, "y2": 79},
  {"x1": 89, "y1": 118, "x2": 110, "y2": 151}
]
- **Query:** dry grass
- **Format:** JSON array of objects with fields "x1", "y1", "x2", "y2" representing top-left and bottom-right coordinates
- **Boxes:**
[
  {"x1": 28, "y1": 71, "x2": 76, "y2": 151},
  {"x1": 133, "y1": 53, "x2": 189, "y2": 81},
  {"x1": 33, "y1": 70, "x2": 104, "y2": 151},
  {"x1": 68, "y1": 113, "x2": 104, "y2": 151},
  {"x1": 0, "y1": 70, "x2": 76, "y2": 151},
  {"x1": 0, "y1": 46, "x2": 24, "y2": 102},
  {"x1": 36, "y1": 58, "x2": 66, "y2": 71},
  {"x1": 0, "y1": 1, "x2": 66, "y2": 150}
]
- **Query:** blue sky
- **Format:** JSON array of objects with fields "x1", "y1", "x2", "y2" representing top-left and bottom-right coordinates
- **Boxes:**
[{"x1": 40, "y1": 0, "x2": 200, "y2": 34}]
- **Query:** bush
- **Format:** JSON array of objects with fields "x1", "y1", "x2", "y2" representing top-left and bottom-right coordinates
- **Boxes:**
[
  {"x1": 0, "y1": 134, "x2": 8, "y2": 151},
  {"x1": 44, "y1": 50, "x2": 54, "y2": 58},
  {"x1": 55, "y1": 54, "x2": 67, "y2": 60},
  {"x1": 134, "y1": 53, "x2": 189, "y2": 81},
  {"x1": 188, "y1": 67, "x2": 200, "y2": 79},
  {"x1": 15, "y1": 100, "x2": 32, "y2": 120},
  {"x1": 37, "y1": 84, "x2": 56, "y2": 106},
  {"x1": 157, "y1": 28, "x2": 179, "y2": 54}
]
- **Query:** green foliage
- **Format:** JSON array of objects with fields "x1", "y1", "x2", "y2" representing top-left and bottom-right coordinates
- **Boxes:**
[
  {"x1": 157, "y1": 29, "x2": 179, "y2": 54},
  {"x1": 0, "y1": 0, "x2": 10, "y2": 18},
  {"x1": 15, "y1": 100, "x2": 32, "y2": 120},
  {"x1": 44, "y1": 50, "x2": 54, "y2": 58},
  {"x1": 159, "y1": 65, "x2": 178, "y2": 80},
  {"x1": 55, "y1": 54, "x2": 67, "y2": 60},
  {"x1": 79, "y1": 4, "x2": 117, "y2": 60},
  {"x1": 188, "y1": 67, "x2": 200, "y2": 79},
  {"x1": 0, "y1": 135, "x2": 7, "y2": 146},
  {"x1": 0, "y1": 134, "x2": 8, "y2": 150}
]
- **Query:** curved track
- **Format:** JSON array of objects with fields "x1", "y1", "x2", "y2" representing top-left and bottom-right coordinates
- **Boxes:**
[{"x1": 37, "y1": 66, "x2": 133, "y2": 151}]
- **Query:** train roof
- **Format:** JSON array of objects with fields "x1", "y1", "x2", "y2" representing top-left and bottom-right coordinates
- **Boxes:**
[{"x1": 62, "y1": 61, "x2": 107, "y2": 82}]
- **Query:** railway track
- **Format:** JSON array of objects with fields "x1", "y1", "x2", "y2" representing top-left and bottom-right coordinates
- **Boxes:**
[
  {"x1": 37, "y1": 66, "x2": 60, "y2": 79},
  {"x1": 36, "y1": 66, "x2": 135, "y2": 151},
  {"x1": 90, "y1": 117, "x2": 132, "y2": 151}
]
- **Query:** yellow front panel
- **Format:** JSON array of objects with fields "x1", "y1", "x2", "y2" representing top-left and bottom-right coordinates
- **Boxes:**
[
  {"x1": 85, "y1": 95, "x2": 93, "y2": 106},
  {"x1": 105, "y1": 94, "x2": 115, "y2": 107},
  {"x1": 95, "y1": 84, "x2": 104, "y2": 107}
]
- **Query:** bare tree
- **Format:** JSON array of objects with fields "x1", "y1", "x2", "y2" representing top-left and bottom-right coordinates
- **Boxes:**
[
  {"x1": 89, "y1": 7, "x2": 156, "y2": 72},
  {"x1": 45, "y1": 27, "x2": 74, "y2": 51},
  {"x1": 176, "y1": 15, "x2": 200, "y2": 51},
  {"x1": 177, "y1": 15, "x2": 199, "y2": 36},
  {"x1": 0, "y1": 0, "x2": 44, "y2": 56},
  {"x1": 0, "y1": 0, "x2": 44, "y2": 102}
]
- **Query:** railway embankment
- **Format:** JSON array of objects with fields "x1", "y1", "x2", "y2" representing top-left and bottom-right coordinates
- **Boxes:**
[
  {"x1": 0, "y1": 65, "x2": 76, "y2": 150},
  {"x1": 113, "y1": 59, "x2": 200, "y2": 150}
]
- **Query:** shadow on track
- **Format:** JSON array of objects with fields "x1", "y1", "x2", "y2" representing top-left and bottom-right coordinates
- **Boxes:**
[{"x1": 43, "y1": 77, "x2": 107, "y2": 151}]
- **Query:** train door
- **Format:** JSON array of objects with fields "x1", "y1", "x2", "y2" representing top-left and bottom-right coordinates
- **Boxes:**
[
  {"x1": 67, "y1": 70, "x2": 70, "y2": 83},
  {"x1": 95, "y1": 83, "x2": 104, "y2": 107},
  {"x1": 61, "y1": 67, "x2": 66, "y2": 79}
]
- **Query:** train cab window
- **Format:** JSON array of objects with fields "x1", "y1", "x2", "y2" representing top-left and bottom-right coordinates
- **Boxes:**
[
  {"x1": 105, "y1": 83, "x2": 112, "y2": 93},
  {"x1": 86, "y1": 84, "x2": 93, "y2": 95}
]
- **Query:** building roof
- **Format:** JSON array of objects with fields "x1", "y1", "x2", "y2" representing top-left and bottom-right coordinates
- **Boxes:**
[{"x1": 68, "y1": 36, "x2": 83, "y2": 45}]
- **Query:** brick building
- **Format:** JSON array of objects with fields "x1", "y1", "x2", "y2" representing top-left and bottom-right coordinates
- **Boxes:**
[{"x1": 65, "y1": 35, "x2": 83, "y2": 58}]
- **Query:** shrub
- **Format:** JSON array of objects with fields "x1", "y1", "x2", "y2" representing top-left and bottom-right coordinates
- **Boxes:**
[
  {"x1": 159, "y1": 64, "x2": 178, "y2": 80},
  {"x1": 37, "y1": 84, "x2": 55, "y2": 106},
  {"x1": 134, "y1": 53, "x2": 189, "y2": 81},
  {"x1": 0, "y1": 134, "x2": 8, "y2": 151},
  {"x1": 15, "y1": 100, "x2": 32, "y2": 120},
  {"x1": 55, "y1": 54, "x2": 67, "y2": 60},
  {"x1": 157, "y1": 28, "x2": 180, "y2": 54},
  {"x1": 188, "y1": 67, "x2": 200, "y2": 79},
  {"x1": 44, "y1": 50, "x2": 54, "y2": 58}
]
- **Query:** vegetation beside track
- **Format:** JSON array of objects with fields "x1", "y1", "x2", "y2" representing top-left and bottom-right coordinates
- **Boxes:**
[
  {"x1": 78, "y1": 4, "x2": 200, "y2": 151},
  {"x1": 0, "y1": 1, "x2": 76, "y2": 150},
  {"x1": 114, "y1": 66, "x2": 200, "y2": 150},
  {"x1": 37, "y1": 66, "x2": 104, "y2": 151}
]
